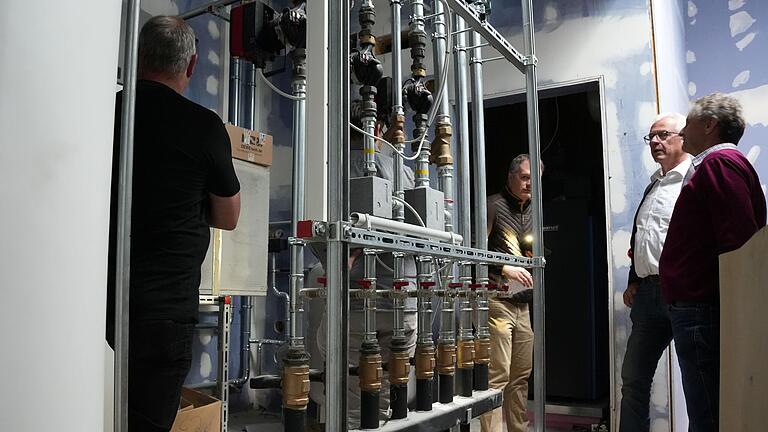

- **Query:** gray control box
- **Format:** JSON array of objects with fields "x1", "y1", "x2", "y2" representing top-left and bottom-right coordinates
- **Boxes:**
[
  {"x1": 404, "y1": 187, "x2": 445, "y2": 231},
  {"x1": 350, "y1": 176, "x2": 393, "y2": 219}
]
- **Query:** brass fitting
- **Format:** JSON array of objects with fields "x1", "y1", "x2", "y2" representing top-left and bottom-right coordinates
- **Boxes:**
[
  {"x1": 359, "y1": 34, "x2": 377, "y2": 47},
  {"x1": 436, "y1": 342, "x2": 456, "y2": 375},
  {"x1": 359, "y1": 352, "x2": 383, "y2": 392},
  {"x1": 475, "y1": 337, "x2": 490, "y2": 365},
  {"x1": 411, "y1": 66, "x2": 427, "y2": 78},
  {"x1": 383, "y1": 113, "x2": 406, "y2": 147},
  {"x1": 430, "y1": 121, "x2": 454, "y2": 166},
  {"x1": 415, "y1": 345, "x2": 436, "y2": 380},
  {"x1": 389, "y1": 350, "x2": 411, "y2": 385},
  {"x1": 457, "y1": 339, "x2": 475, "y2": 370},
  {"x1": 282, "y1": 365, "x2": 311, "y2": 410}
]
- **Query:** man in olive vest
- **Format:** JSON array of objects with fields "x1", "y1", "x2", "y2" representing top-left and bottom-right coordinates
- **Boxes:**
[{"x1": 480, "y1": 154, "x2": 537, "y2": 432}]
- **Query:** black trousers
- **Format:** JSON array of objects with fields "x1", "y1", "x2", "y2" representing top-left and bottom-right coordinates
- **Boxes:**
[{"x1": 128, "y1": 319, "x2": 195, "y2": 432}]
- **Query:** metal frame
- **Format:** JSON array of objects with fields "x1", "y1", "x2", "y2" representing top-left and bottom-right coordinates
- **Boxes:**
[
  {"x1": 321, "y1": 0, "x2": 545, "y2": 429},
  {"x1": 114, "y1": 1, "x2": 141, "y2": 431},
  {"x1": 218, "y1": 298, "x2": 233, "y2": 432}
]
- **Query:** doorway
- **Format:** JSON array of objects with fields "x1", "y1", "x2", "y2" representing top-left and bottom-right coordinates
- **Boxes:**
[{"x1": 469, "y1": 80, "x2": 611, "y2": 410}]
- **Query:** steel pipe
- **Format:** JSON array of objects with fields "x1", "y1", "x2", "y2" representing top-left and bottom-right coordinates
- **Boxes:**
[
  {"x1": 391, "y1": 0, "x2": 406, "y2": 223},
  {"x1": 452, "y1": 16, "x2": 471, "y2": 245},
  {"x1": 520, "y1": 0, "x2": 546, "y2": 429},
  {"x1": 415, "y1": 256, "x2": 436, "y2": 411},
  {"x1": 350, "y1": 212, "x2": 463, "y2": 244},
  {"x1": 326, "y1": 0, "x2": 351, "y2": 428},
  {"x1": 114, "y1": 1, "x2": 141, "y2": 430},
  {"x1": 229, "y1": 57, "x2": 242, "y2": 126},
  {"x1": 288, "y1": 49, "x2": 308, "y2": 349},
  {"x1": 359, "y1": 249, "x2": 382, "y2": 429}
]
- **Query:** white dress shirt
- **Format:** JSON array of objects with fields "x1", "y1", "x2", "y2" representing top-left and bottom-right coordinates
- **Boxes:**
[{"x1": 633, "y1": 157, "x2": 692, "y2": 277}]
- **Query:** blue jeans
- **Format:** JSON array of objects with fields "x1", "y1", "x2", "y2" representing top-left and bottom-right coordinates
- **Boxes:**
[
  {"x1": 619, "y1": 279, "x2": 673, "y2": 432},
  {"x1": 669, "y1": 303, "x2": 720, "y2": 432}
]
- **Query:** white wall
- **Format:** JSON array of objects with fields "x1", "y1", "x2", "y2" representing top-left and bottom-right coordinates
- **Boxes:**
[{"x1": 0, "y1": 0, "x2": 123, "y2": 430}]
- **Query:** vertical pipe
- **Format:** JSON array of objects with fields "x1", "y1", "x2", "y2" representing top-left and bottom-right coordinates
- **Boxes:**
[
  {"x1": 247, "y1": 62, "x2": 258, "y2": 130},
  {"x1": 521, "y1": 0, "x2": 546, "y2": 430},
  {"x1": 456, "y1": 263, "x2": 475, "y2": 396},
  {"x1": 390, "y1": 253, "x2": 410, "y2": 420},
  {"x1": 326, "y1": 0, "x2": 351, "y2": 428},
  {"x1": 468, "y1": 30, "x2": 487, "y2": 262},
  {"x1": 409, "y1": 0, "x2": 431, "y2": 188},
  {"x1": 452, "y1": 16, "x2": 471, "y2": 245},
  {"x1": 391, "y1": 0, "x2": 406, "y2": 222},
  {"x1": 115, "y1": 1, "x2": 140, "y2": 431},
  {"x1": 285, "y1": 49, "x2": 310, "y2": 432},
  {"x1": 468, "y1": 10, "x2": 491, "y2": 391},
  {"x1": 359, "y1": 250, "x2": 382, "y2": 429},
  {"x1": 289, "y1": 50, "x2": 308, "y2": 347},
  {"x1": 415, "y1": 256, "x2": 436, "y2": 411},
  {"x1": 229, "y1": 57, "x2": 242, "y2": 126}
]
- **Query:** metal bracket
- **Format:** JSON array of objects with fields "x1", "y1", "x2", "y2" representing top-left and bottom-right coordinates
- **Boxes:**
[
  {"x1": 444, "y1": 0, "x2": 527, "y2": 72},
  {"x1": 531, "y1": 256, "x2": 546, "y2": 268}
]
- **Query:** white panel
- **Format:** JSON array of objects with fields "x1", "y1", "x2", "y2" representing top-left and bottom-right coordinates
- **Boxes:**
[
  {"x1": 0, "y1": 0, "x2": 123, "y2": 430},
  {"x1": 200, "y1": 161, "x2": 270, "y2": 296}
]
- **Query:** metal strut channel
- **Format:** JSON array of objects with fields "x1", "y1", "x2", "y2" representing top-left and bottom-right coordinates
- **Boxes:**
[
  {"x1": 443, "y1": 0, "x2": 532, "y2": 73},
  {"x1": 297, "y1": 224, "x2": 542, "y2": 268}
]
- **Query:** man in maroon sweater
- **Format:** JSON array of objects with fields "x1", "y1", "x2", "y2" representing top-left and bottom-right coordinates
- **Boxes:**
[{"x1": 659, "y1": 93, "x2": 766, "y2": 432}]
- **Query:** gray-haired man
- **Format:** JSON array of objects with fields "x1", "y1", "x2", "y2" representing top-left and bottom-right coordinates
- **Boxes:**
[
  {"x1": 108, "y1": 16, "x2": 241, "y2": 432},
  {"x1": 619, "y1": 113, "x2": 690, "y2": 432}
]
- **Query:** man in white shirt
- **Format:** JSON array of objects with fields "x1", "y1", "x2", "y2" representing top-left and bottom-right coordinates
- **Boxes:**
[{"x1": 619, "y1": 113, "x2": 691, "y2": 432}]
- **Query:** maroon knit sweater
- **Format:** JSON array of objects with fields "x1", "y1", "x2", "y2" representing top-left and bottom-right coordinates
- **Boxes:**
[{"x1": 659, "y1": 148, "x2": 766, "y2": 303}]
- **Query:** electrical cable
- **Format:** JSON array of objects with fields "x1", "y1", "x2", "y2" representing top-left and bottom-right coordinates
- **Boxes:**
[
  {"x1": 392, "y1": 196, "x2": 426, "y2": 227},
  {"x1": 257, "y1": 68, "x2": 306, "y2": 101},
  {"x1": 541, "y1": 96, "x2": 560, "y2": 154}
]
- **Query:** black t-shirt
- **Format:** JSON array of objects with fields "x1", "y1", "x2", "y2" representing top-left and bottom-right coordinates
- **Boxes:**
[{"x1": 108, "y1": 80, "x2": 240, "y2": 329}]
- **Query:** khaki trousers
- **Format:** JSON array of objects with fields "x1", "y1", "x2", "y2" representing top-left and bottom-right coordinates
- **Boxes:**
[{"x1": 480, "y1": 299, "x2": 533, "y2": 432}]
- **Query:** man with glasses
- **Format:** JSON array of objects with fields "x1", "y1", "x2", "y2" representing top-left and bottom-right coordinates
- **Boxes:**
[
  {"x1": 619, "y1": 113, "x2": 690, "y2": 432},
  {"x1": 660, "y1": 93, "x2": 765, "y2": 432}
]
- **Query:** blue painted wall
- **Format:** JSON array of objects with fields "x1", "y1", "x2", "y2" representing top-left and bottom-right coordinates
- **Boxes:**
[{"x1": 684, "y1": 0, "x2": 768, "y2": 196}]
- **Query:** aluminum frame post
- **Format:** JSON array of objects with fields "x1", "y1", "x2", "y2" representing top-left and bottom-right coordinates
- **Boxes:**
[
  {"x1": 521, "y1": 0, "x2": 546, "y2": 430},
  {"x1": 114, "y1": 1, "x2": 141, "y2": 431},
  {"x1": 326, "y1": 0, "x2": 351, "y2": 429}
]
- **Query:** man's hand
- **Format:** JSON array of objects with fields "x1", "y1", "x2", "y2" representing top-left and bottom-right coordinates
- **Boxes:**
[
  {"x1": 502, "y1": 265, "x2": 533, "y2": 287},
  {"x1": 623, "y1": 282, "x2": 639, "y2": 308}
]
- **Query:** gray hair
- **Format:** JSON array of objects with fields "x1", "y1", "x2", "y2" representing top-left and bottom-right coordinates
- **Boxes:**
[
  {"x1": 508, "y1": 153, "x2": 544, "y2": 173},
  {"x1": 138, "y1": 16, "x2": 196, "y2": 76},
  {"x1": 688, "y1": 93, "x2": 746, "y2": 144},
  {"x1": 654, "y1": 112, "x2": 686, "y2": 132}
]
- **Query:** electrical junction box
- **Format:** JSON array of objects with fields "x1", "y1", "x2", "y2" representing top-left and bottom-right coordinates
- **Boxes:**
[
  {"x1": 404, "y1": 186, "x2": 445, "y2": 231},
  {"x1": 200, "y1": 128, "x2": 270, "y2": 297},
  {"x1": 350, "y1": 176, "x2": 393, "y2": 219}
]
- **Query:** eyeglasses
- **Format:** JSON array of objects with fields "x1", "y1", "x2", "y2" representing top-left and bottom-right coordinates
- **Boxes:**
[{"x1": 643, "y1": 130, "x2": 679, "y2": 143}]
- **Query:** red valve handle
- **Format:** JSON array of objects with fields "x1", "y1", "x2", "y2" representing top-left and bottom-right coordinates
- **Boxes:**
[
  {"x1": 317, "y1": 276, "x2": 327, "y2": 287},
  {"x1": 393, "y1": 281, "x2": 410, "y2": 290},
  {"x1": 419, "y1": 281, "x2": 437, "y2": 288},
  {"x1": 469, "y1": 283, "x2": 482, "y2": 290},
  {"x1": 356, "y1": 279, "x2": 373, "y2": 289},
  {"x1": 447, "y1": 283, "x2": 463, "y2": 288}
]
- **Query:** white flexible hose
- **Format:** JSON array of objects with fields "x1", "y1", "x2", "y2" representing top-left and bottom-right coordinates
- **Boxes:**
[{"x1": 257, "y1": 68, "x2": 306, "y2": 101}]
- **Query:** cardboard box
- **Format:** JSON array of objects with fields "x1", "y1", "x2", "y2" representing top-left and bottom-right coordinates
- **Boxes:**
[
  {"x1": 170, "y1": 387, "x2": 222, "y2": 432},
  {"x1": 226, "y1": 123, "x2": 273, "y2": 167}
]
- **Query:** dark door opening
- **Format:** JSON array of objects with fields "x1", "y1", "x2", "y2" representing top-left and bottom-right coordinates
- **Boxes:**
[{"x1": 469, "y1": 82, "x2": 610, "y2": 404}]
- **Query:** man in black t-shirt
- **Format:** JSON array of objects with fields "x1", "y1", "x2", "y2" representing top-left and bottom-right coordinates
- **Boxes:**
[{"x1": 108, "y1": 16, "x2": 241, "y2": 432}]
